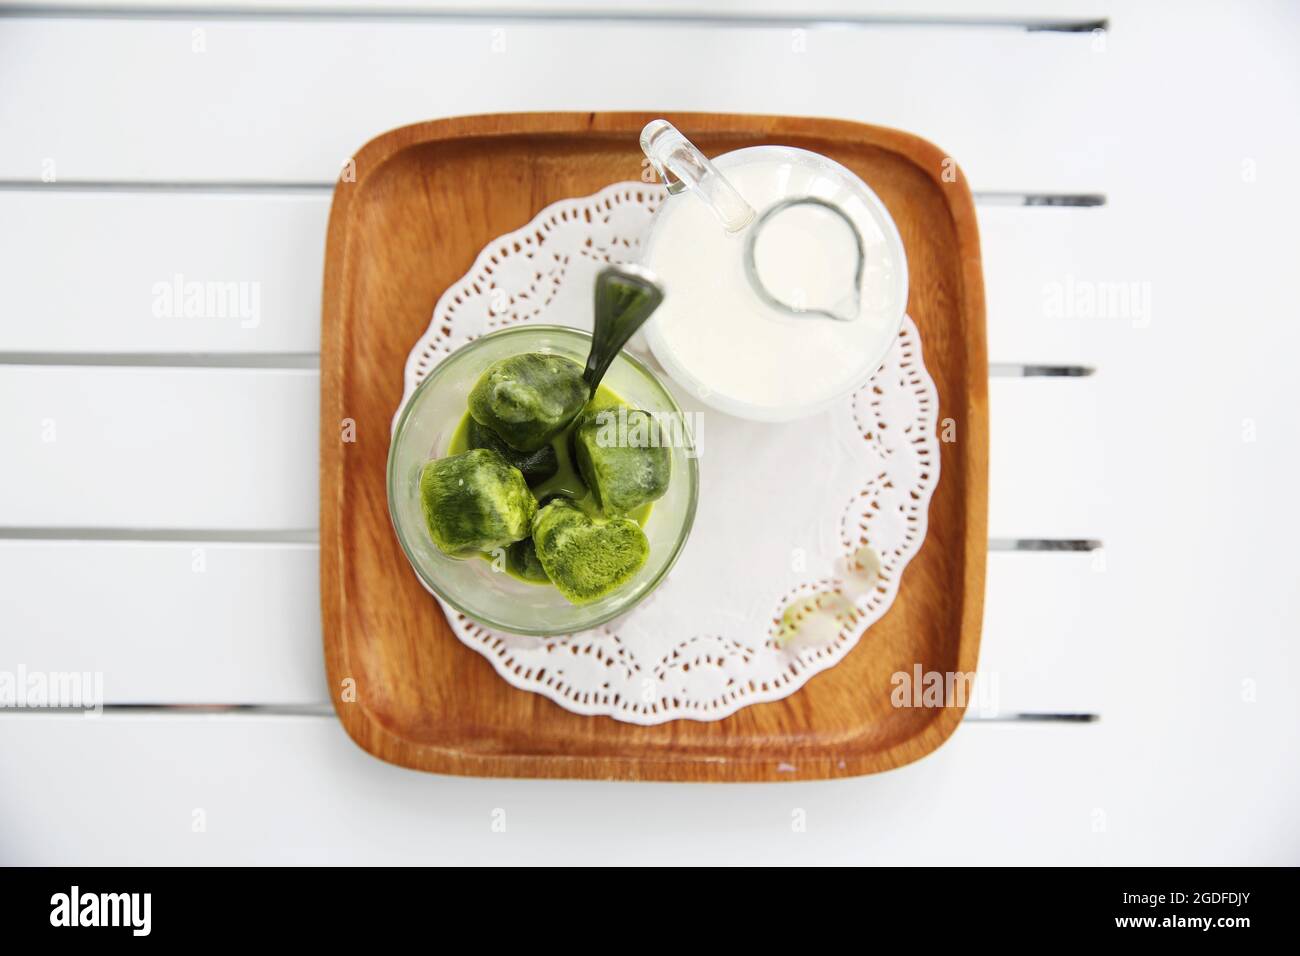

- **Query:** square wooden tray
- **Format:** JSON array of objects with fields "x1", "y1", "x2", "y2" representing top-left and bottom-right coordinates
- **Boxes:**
[{"x1": 321, "y1": 112, "x2": 988, "y2": 781}]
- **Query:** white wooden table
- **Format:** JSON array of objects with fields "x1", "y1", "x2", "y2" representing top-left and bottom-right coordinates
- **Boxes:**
[{"x1": 2, "y1": 0, "x2": 1297, "y2": 864}]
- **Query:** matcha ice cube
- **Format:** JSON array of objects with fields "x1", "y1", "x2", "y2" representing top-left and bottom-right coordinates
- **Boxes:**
[
  {"x1": 467, "y1": 416, "x2": 558, "y2": 486},
  {"x1": 505, "y1": 536, "x2": 551, "y2": 584},
  {"x1": 573, "y1": 407, "x2": 671, "y2": 515},
  {"x1": 468, "y1": 352, "x2": 589, "y2": 453},
  {"x1": 531, "y1": 498, "x2": 649, "y2": 605},
  {"x1": 419, "y1": 448, "x2": 536, "y2": 557}
]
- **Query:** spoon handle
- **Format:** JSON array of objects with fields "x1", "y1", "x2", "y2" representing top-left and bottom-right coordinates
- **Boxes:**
[
  {"x1": 641, "y1": 119, "x2": 755, "y2": 234},
  {"x1": 583, "y1": 264, "x2": 665, "y2": 393}
]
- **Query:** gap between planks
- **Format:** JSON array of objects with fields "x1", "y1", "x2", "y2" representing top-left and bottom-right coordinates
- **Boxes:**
[
  {"x1": 0, "y1": 354, "x2": 1089, "y2": 376},
  {"x1": 0, "y1": 6, "x2": 1108, "y2": 33},
  {"x1": 0, "y1": 704, "x2": 1100, "y2": 722},
  {"x1": 0, "y1": 529, "x2": 1101, "y2": 550},
  {"x1": 0, "y1": 181, "x2": 1107, "y2": 207}
]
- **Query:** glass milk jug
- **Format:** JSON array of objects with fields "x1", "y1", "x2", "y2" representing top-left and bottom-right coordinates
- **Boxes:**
[{"x1": 638, "y1": 120, "x2": 909, "y2": 422}]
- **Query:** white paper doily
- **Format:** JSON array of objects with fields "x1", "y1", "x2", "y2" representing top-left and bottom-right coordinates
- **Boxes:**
[{"x1": 398, "y1": 182, "x2": 940, "y2": 724}]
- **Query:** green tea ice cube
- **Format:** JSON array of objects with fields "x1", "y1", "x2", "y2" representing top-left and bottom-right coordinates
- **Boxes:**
[
  {"x1": 531, "y1": 498, "x2": 649, "y2": 605},
  {"x1": 419, "y1": 448, "x2": 536, "y2": 557},
  {"x1": 573, "y1": 407, "x2": 671, "y2": 515},
  {"x1": 468, "y1": 352, "x2": 589, "y2": 453},
  {"x1": 505, "y1": 536, "x2": 551, "y2": 584},
  {"x1": 467, "y1": 416, "x2": 558, "y2": 486}
]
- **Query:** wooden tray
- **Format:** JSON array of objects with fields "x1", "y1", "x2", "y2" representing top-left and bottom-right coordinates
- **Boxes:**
[{"x1": 321, "y1": 112, "x2": 988, "y2": 781}]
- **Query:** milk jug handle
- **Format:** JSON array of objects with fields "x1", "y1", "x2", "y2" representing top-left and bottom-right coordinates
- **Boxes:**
[{"x1": 640, "y1": 120, "x2": 755, "y2": 234}]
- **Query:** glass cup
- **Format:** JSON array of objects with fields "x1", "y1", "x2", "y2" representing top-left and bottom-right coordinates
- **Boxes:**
[{"x1": 388, "y1": 324, "x2": 699, "y2": 636}]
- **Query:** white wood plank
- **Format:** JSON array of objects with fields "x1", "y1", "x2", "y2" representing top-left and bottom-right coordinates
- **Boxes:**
[
  {"x1": 980, "y1": 551, "x2": 1103, "y2": 714},
  {"x1": 0, "y1": 191, "x2": 327, "y2": 355},
  {"x1": 0, "y1": 19, "x2": 1108, "y2": 191},
  {"x1": 0, "y1": 366, "x2": 1096, "y2": 536},
  {"x1": 0, "y1": 540, "x2": 325, "y2": 703},
  {"x1": 1, "y1": 191, "x2": 1116, "y2": 368},
  {"x1": 0, "y1": 540, "x2": 1098, "y2": 713},
  {"x1": 0, "y1": 366, "x2": 318, "y2": 530},
  {"x1": 4, "y1": 712, "x2": 1294, "y2": 865},
  {"x1": 980, "y1": 204, "x2": 1135, "y2": 368},
  {"x1": 988, "y1": 376, "x2": 1106, "y2": 541}
]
